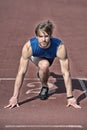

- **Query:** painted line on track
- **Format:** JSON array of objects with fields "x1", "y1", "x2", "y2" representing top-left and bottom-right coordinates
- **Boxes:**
[
  {"x1": 78, "y1": 79, "x2": 87, "y2": 97},
  {"x1": 5, "y1": 124, "x2": 83, "y2": 128},
  {"x1": 0, "y1": 77, "x2": 87, "y2": 81}
]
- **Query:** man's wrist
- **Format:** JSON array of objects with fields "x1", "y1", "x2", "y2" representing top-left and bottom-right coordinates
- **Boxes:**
[
  {"x1": 12, "y1": 95, "x2": 18, "y2": 99},
  {"x1": 67, "y1": 95, "x2": 74, "y2": 99}
]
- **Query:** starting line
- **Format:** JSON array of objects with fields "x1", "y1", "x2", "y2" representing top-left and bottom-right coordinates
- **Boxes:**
[
  {"x1": 0, "y1": 77, "x2": 87, "y2": 81},
  {"x1": 5, "y1": 124, "x2": 83, "y2": 128}
]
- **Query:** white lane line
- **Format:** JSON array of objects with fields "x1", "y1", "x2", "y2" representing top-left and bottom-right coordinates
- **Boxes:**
[
  {"x1": 76, "y1": 78, "x2": 87, "y2": 80},
  {"x1": 0, "y1": 77, "x2": 87, "y2": 81},
  {"x1": 5, "y1": 124, "x2": 83, "y2": 128},
  {"x1": 78, "y1": 79, "x2": 87, "y2": 97},
  {"x1": 0, "y1": 78, "x2": 35, "y2": 81}
]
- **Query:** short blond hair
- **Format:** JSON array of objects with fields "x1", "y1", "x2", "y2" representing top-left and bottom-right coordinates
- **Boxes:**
[{"x1": 35, "y1": 20, "x2": 54, "y2": 36}]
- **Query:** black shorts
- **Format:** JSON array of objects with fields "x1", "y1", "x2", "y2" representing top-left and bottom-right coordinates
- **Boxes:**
[{"x1": 29, "y1": 56, "x2": 54, "y2": 66}]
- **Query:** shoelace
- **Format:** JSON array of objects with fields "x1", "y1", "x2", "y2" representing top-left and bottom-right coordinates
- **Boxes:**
[{"x1": 41, "y1": 88, "x2": 47, "y2": 95}]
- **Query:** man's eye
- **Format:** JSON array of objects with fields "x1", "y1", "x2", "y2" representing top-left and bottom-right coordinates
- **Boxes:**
[
  {"x1": 38, "y1": 35, "x2": 49, "y2": 38},
  {"x1": 39, "y1": 36, "x2": 43, "y2": 38},
  {"x1": 45, "y1": 35, "x2": 49, "y2": 38}
]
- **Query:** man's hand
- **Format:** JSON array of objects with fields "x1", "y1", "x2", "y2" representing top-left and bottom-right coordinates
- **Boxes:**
[
  {"x1": 66, "y1": 97, "x2": 81, "y2": 109},
  {"x1": 4, "y1": 96, "x2": 19, "y2": 109}
]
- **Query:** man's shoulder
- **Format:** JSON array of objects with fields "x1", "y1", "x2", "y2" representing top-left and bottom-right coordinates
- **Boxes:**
[
  {"x1": 57, "y1": 44, "x2": 67, "y2": 59},
  {"x1": 29, "y1": 37, "x2": 37, "y2": 43},
  {"x1": 50, "y1": 37, "x2": 62, "y2": 44}
]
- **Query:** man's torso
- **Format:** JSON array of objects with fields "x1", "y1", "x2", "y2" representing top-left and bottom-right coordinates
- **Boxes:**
[{"x1": 30, "y1": 37, "x2": 61, "y2": 60}]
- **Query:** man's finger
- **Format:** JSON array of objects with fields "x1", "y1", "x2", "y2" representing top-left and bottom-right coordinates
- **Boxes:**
[
  {"x1": 77, "y1": 105, "x2": 81, "y2": 109},
  {"x1": 67, "y1": 102, "x2": 81, "y2": 109},
  {"x1": 66, "y1": 103, "x2": 81, "y2": 109},
  {"x1": 17, "y1": 104, "x2": 20, "y2": 107},
  {"x1": 9, "y1": 104, "x2": 20, "y2": 109},
  {"x1": 72, "y1": 104, "x2": 81, "y2": 109},
  {"x1": 9, "y1": 104, "x2": 15, "y2": 109},
  {"x1": 4, "y1": 104, "x2": 11, "y2": 108},
  {"x1": 66, "y1": 103, "x2": 71, "y2": 107}
]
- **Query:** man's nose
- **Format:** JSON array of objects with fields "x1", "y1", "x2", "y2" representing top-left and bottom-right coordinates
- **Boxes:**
[{"x1": 42, "y1": 37, "x2": 46, "y2": 41}]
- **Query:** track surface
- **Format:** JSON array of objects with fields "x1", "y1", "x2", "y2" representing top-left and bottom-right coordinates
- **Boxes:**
[{"x1": 0, "y1": 0, "x2": 87, "y2": 130}]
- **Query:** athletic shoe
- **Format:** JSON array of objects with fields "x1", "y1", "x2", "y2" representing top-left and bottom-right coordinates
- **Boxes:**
[{"x1": 39, "y1": 86, "x2": 49, "y2": 100}]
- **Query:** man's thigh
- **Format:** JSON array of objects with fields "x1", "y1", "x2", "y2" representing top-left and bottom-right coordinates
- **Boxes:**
[{"x1": 29, "y1": 56, "x2": 54, "y2": 66}]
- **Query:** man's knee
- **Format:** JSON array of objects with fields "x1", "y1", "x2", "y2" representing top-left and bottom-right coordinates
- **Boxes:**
[{"x1": 38, "y1": 60, "x2": 50, "y2": 71}]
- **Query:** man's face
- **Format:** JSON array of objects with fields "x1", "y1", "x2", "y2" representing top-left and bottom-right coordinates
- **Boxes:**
[{"x1": 37, "y1": 30, "x2": 51, "y2": 48}]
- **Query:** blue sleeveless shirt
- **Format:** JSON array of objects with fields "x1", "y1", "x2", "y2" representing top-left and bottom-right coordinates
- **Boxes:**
[{"x1": 30, "y1": 37, "x2": 61, "y2": 60}]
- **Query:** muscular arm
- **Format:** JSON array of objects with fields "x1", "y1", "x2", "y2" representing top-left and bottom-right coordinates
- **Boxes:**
[
  {"x1": 4, "y1": 41, "x2": 32, "y2": 109},
  {"x1": 57, "y1": 43, "x2": 81, "y2": 108},
  {"x1": 13, "y1": 56, "x2": 29, "y2": 98},
  {"x1": 57, "y1": 44, "x2": 72, "y2": 97}
]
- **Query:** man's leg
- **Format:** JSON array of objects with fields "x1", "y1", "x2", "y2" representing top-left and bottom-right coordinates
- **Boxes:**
[
  {"x1": 29, "y1": 56, "x2": 53, "y2": 100},
  {"x1": 37, "y1": 59, "x2": 50, "y2": 100},
  {"x1": 38, "y1": 59, "x2": 50, "y2": 86},
  {"x1": 30, "y1": 56, "x2": 50, "y2": 85}
]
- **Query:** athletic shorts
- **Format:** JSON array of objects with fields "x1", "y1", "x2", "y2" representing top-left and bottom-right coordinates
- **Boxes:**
[{"x1": 29, "y1": 56, "x2": 54, "y2": 66}]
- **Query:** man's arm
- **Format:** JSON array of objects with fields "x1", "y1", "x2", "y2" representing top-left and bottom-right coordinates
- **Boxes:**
[
  {"x1": 57, "y1": 43, "x2": 81, "y2": 109},
  {"x1": 4, "y1": 41, "x2": 32, "y2": 109}
]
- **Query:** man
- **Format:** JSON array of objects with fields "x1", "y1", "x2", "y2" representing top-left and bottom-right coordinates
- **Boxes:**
[{"x1": 5, "y1": 20, "x2": 81, "y2": 109}]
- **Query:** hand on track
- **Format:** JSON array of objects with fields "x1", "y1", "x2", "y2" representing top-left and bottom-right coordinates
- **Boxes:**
[
  {"x1": 66, "y1": 97, "x2": 81, "y2": 109},
  {"x1": 4, "y1": 96, "x2": 19, "y2": 109}
]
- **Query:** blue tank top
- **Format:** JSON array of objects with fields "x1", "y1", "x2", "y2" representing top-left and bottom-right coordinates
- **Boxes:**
[{"x1": 30, "y1": 37, "x2": 61, "y2": 60}]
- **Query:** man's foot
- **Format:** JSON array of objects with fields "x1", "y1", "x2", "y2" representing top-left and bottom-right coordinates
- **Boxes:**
[{"x1": 39, "y1": 86, "x2": 49, "y2": 100}]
